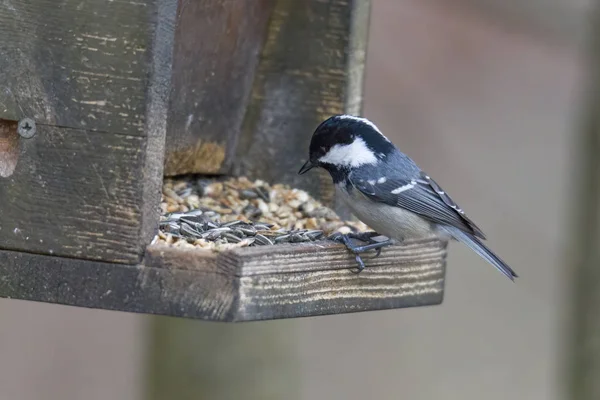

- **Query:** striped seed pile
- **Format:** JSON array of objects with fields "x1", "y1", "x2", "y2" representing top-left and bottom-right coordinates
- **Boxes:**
[{"x1": 154, "y1": 176, "x2": 368, "y2": 251}]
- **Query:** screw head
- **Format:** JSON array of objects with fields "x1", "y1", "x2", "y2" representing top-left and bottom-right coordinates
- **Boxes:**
[{"x1": 17, "y1": 118, "x2": 36, "y2": 139}]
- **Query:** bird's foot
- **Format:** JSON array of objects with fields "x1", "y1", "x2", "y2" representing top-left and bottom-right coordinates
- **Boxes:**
[{"x1": 328, "y1": 231, "x2": 394, "y2": 273}]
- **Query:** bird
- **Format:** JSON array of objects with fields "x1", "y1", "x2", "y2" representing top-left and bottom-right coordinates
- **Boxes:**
[{"x1": 298, "y1": 114, "x2": 517, "y2": 281}]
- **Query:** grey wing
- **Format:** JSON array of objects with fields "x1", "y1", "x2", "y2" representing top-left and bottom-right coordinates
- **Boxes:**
[{"x1": 349, "y1": 171, "x2": 486, "y2": 239}]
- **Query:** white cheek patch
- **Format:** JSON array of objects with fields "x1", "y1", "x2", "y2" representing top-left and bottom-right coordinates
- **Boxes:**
[{"x1": 318, "y1": 137, "x2": 378, "y2": 167}]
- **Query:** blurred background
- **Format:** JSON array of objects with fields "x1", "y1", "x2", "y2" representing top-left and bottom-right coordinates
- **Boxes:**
[{"x1": 0, "y1": 0, "x2": 592, "y2": 399}]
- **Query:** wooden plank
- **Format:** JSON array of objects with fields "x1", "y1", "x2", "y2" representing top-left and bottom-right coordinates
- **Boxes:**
[
  {"x1": 235, "y1": 0, "x2": 371, "y2": 209},
  {"x1": 0, "y1": 0, "x2": 155, "y2": 135},
  {"x1": 0, "y1": 124, "x2": 147, "y2": 263},
  {"x1": 0, "y1": 238, "x2": 447, "y2": 321},
  {"x1": 143, "y1": 237, "x2": 446, "y2": 320},
  {"x1": 0, "y1": 1, "x2": 176, "y2": 263},
  {"x1": 139, "y1": 0, "x2": 178, "y2": 250},
  {"x1": 164, "y1": 0, "x2": 275, "y2": 176},
  {"x1": 222, "y1": 238, "x2": 446, "y2": 320},
  {"x1": 0, "y1": 248, "x2": 236, "y2": 320}
]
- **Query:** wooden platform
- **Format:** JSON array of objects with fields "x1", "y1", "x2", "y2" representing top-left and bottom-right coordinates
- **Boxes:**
[{"x1": 0, "y1": 238, "x2": 446, "y2": 321}]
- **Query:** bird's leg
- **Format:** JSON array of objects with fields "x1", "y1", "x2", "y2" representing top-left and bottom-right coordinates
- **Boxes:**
[
  {"x1": 333, "y1": 231, "x2": 394, "y2": 258},
  {"x1": 328, "y1": 232, "x2": 395, "y2": 273},
  {"x1": 345, "y1": 231, "x2": 380, "y2": 243},
  {"x1": 348, "y1": 240, "x2": 395, "y2": 254}
]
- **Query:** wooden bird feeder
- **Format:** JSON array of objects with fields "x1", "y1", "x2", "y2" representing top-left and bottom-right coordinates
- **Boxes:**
[{"x1": 0, "y1": 0, "x2": 446, "y2": 321}]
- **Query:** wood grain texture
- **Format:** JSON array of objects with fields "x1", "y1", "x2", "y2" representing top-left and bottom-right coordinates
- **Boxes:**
[
  {"x1": 235, "y1": 0, "x2": 370, "y2": 208},
  {"x1": 139, "y1": 0, "x2": 178, "y2": 250},
  {"x1": 147, "y1": 237, "x2": 446, "y2": 321},
  {"x1": 0, "y1": 238, "x2": 446, "y2": 321},
  {"x1": 164, "y1": 0, "x2": 275, "y2": 176},
  {"x1": 0, "y1": 1, "x2": 176, "y2": 263},
  {"x1": 222, "y1": 238, "x2": 446, "y2": 320},
  {"x1": 0, "y1": 248, "x2": 235, "y2": 320},
  {"x1": 0, "y1": 0, "x2": 155, "y2": 135},
  {"x1": 0, "y1": 125, "x2": 146, "y2": 263}
]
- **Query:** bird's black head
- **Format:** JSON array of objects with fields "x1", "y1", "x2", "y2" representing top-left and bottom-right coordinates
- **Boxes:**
[{"x1": 298, "y1": 115, "x2": 395, "y2": 181}]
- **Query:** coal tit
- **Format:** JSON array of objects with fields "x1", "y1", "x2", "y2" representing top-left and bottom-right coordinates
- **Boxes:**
[{"x1": 298, "y1": 115, "x2": 517, "y2": 281}]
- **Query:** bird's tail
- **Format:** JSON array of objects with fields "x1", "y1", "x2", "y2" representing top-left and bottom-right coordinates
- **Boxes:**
[{"x1": 440, "y1": 226, "x2": 518, "y2": 281}]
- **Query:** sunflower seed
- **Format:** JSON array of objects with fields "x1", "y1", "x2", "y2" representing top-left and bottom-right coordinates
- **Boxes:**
[
  {"x1": 222, "y1": 220, "x2": 244, "y2": 228},
  {"x1": 201, "y1": 227, "x2": 231, "y2": 240},
  {"x1": 239, "y1": 189, "x2": 259, "y2": 200},
  {"x1": 305, "y1": 230, "x2": 324, "y2": 240},
  {"x1": 180, "y1": 215, "x2": 207, "y2": 225},
  {"x1": 255, "y1": 186, "x2": 270, "y2": 202},
  {"x1": 274, "y1": 234, "x2": 291, "y2": 243},
  {"x1": 255, "y1": 234, "x2": 273, "y2": 245},
  {"x1": 176, "y1": 187, "x2": 193, "y2": 198},
  {"x1": 164, "y1": 212, "x2": 185, "y2": 222},
  {"x1": 242, "y1": 204, "x2": 262, "y2": 219},
  {"x1": 180, "y1": 223, "x2": 201, "y2": 238},
  {"x1": 224, "y1": 233, "x2": 243, "y2": 243},
  {"x1": 186, "y1": 209, "x2": 204, "y2": 216},
  {"x1": 236, "y1": 226, "x2": 256, "y2": 236},
  {"x1": 290, "y1": 233, "x2": 308, "y2": 243},
  {"x1": 229, "y1": 229, "x2": 245, "y2": 239},
  {"x1": 253, "y1": 224, "x2": 271, "y2": 231}
]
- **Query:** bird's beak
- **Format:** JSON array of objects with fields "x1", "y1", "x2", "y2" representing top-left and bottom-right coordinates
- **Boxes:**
[{"x1": 298, "y1": 160, "x2": 316, "y2": 175}]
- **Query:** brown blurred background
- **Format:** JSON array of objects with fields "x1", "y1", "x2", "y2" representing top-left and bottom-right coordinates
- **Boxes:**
[{"x1": 0, "y1": 0, "x2": 590, "y2": 399}]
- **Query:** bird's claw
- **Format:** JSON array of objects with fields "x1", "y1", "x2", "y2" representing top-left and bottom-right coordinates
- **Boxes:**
[{"x1": 328, "y1": 231, "x2": 393, "y2": 273}]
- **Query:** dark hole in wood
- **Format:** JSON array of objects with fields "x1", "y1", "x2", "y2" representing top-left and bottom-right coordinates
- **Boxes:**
[{"x1": 0, "y1": 119, "x2": 19, "y2": 178}]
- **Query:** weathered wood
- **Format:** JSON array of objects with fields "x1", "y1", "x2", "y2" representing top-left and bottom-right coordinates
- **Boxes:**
[
  {"x1": 222, "y1": 238, "x2": 446, "y2": 320},
  {"x1": 0, "y1": 238, "x2": 447, "y2": 321},
  {"x1": 235, "y1": 0, "x2": 371, "y2": 209},
  {"x1": 0, "y1": 248, "x2": 235, "y2": 320},
  {"x1": 139, "y1": 0, "x2": 178, "y2": 249},
  {"x1": 0, "y1": 0, "x2": 177, "y2": 263},
  {"x1": 0, "y1": 0, "x2": 157, "y2": 135},
  {"x1": 164, "y1": 0, "x2": 275, "y2": 176},
  {"x1": 567, "y1": 2, "x2": 600, "y2": 398},
  {"x1": 0, "y1": 125, "x2": 146, "y2": 263}
]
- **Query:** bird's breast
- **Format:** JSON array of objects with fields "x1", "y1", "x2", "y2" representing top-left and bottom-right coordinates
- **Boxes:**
[{"x1": 336, "y1": 184, "x2": 435, "y2": 240}]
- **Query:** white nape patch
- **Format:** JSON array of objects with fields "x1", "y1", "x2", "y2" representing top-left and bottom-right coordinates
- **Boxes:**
[
  {"x1": 337, "y1": 115, "x2": 392, "y2": 142},
  {"x1": 367, "y1": 180, "x2": 376, "y2": 185},
  {"x1": 391, "y1": 180, "x2": 416, "y2": 194},
  {"x1": 377, "y1": 177, "x2": 387, "y2": 184},
  {"x1": 319, "y1": 137, "x2": 378, "y2": 167}
]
